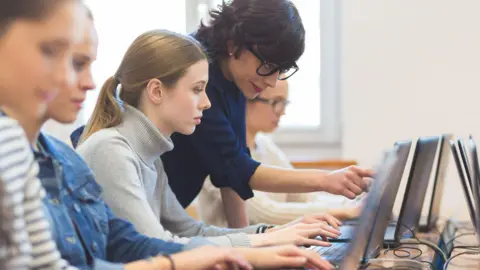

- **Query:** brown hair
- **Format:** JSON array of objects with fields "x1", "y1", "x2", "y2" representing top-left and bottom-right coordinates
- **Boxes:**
[
  {"x1": 0, "y1": 0, "x2": 78, "y2": 37},
  {"x1": 80, "y1": 29, "x2": 207, "y2": 142}
]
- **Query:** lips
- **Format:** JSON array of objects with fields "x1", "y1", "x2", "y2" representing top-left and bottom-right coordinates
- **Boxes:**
[{"x1": 251, "y1": 82, "x2": 263, "y2": 93}]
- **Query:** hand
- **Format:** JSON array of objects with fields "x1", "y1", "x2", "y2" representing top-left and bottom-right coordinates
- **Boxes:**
[
  {"x1": 270, "y1": 213, "x2": 343, "y2": 232},
  {"x1": 323, "y1": 166, "x2": 374, "y2": 199},
  {"x1": 236, "y1": 245, "x2": 333, "y2": 270},
  {"x1": 252, "y1": 223, "x2": 341, "y2": 247},
  {"x1": 169, "y1": 246, "x2": 253, "y2": 270}
]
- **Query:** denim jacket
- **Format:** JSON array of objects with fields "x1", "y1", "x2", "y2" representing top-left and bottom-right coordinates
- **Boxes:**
[{"x1": 35, "y1": 133, "x2": 185, "y2": 269}]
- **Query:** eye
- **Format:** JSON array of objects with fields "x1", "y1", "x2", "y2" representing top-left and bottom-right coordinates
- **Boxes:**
[
  {"x1": 40, "y1": 44, "x2": 59, "y2": 57},
  {"x1": 73, "y1": 59, "x2": 88, "y2": 72},
  {"x1": 193, "y1": 87, "x2": 203, "y2": 94}
]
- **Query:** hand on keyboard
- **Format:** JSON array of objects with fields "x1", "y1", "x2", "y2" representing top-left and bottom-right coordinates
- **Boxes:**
[
  {"x1": 255, "y1": 223, "x2": 341, "y2": 247},
  {"x1": 268, "y1": 213, "x2": 343, "y2": 232}
]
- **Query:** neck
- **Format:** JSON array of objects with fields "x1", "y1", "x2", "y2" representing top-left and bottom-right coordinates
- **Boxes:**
[
  {"x1": 219, "y1": 59, "x2": 233, "y2": 81},
  {"x1": 246, "y1": 127, "x2": 257, "y2": 151},
  {"x1": 0, "y1": 106, "x2": 44, "y2": 147},
  {"x1": 138, "y1": 104, "x2": 172, "y2": 138}
]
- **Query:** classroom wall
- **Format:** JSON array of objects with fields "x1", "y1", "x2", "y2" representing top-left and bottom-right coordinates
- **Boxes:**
[{"x1": 341, "y1": 0, "x2": 480, "y2": 220}]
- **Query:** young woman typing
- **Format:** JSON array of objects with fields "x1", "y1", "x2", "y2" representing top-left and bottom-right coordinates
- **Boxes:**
[
  {"x1": 16, "y1": 10, "x2": 332, "y2": 270},
  {"x1": 198, "y1": 80, "x2": 363, "y2": 227},
  {"x1": 0, "y1": 0, "x2": 86, "y2": 268}
]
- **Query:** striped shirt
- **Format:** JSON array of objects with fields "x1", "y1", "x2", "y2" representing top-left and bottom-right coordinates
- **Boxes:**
[{"x1": 0, "y1": 117, "x2": 76, "y2": 270}]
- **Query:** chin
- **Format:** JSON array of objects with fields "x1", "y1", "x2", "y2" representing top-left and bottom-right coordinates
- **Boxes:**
[
  {"x1": 177, "y1": 126, "x2": 196, "y2": 136},
  {"x1": 53, "y1": 114, "x2": 77, "y2": 124}
]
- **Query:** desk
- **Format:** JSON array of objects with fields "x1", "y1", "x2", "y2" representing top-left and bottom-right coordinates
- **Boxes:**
[
  {"x1": 366, "y1": 222, "x2": 480, "y2": 269},
  {"x1": 445, "y1": 225, "x2": 480, "y2": 270}
]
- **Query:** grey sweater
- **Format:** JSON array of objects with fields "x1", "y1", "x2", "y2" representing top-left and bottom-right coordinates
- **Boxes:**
[{"x1": 77, "y1": 105, "x2": 262, "y2": 247}]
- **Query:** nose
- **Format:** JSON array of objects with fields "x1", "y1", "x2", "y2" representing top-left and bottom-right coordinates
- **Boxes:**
[
  {"x1": 53, "y1": 56, "x2": 77, "y2": 93},
  {"x1": 81, "y1": 72, "x2": 96, "y2": 92},
  {"x1": 199, "y1": 92, "x2": 211, "y2": 111},
  {"x1": 263, "y1": 72, "x2": 279, "y2": 88}
]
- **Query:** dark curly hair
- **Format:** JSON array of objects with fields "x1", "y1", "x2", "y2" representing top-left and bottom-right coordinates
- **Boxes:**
[{"x1": 195, "y1": 0, "x2": 305, "y2": 68}]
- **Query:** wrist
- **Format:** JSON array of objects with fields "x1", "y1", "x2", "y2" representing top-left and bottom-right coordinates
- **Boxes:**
[{"x1": 248, "y1": 234, "x2": 271, "y2": 247}]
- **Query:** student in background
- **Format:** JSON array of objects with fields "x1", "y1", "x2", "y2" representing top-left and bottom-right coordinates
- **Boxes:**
[
  {"x1": 158, "y1": 0, "x2": 374, "y2": 228},
  {"x1": 198, "y1": 80, "x2": 363, "y2": 227},
  {"x1": 77, "y1": 28, "x2": 341, "y2": 251},
  {"x1": 0, "y1": 0, "x2": 85, "y2": 268},
  {"x1": 11, "y1": 9, "x2": 332, "y2": 270}
]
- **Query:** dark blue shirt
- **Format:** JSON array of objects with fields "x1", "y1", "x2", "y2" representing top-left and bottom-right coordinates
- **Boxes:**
[
  {"x1": 36, "y1": 133, "x2": 184, "y2": 269},
  {"x1": 161, "y1": 64, "x2": 261, "y2": 207}
]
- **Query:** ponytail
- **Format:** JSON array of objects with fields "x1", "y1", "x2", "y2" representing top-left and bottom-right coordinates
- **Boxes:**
[{"x1": 80, "y1": 76, "x2": 122, "y2": 144}]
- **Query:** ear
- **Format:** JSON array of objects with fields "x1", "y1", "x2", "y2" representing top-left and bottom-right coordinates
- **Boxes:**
[
  {"x1": 145, "y1": 78, "x2": 164, "y2": 105},
  {"x1": 226, "y1": 40, "x2": 236, "y2": 56}
]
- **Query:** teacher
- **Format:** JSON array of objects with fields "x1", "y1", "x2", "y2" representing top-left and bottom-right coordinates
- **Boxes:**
[{"x1": 161, "y1": 0, "x2": 373, "y2": 227}]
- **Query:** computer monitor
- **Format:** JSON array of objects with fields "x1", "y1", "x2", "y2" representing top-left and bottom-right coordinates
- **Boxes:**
[
  {"x1": 393, "y1": 136, "x2": 439, "y2": 240},
  {"x1": 419, "y1": 134, "x2": 452, "y2": 232}
]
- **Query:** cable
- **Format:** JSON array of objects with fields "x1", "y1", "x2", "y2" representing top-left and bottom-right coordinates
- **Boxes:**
[
  {"x1": 444, "y1": 232, "x2": 476, "y2": 247},
  {"x1": 393, "y1": 222, "x2": 448, "y2": 263},
  {"x1": 366, "y1": 258, "x2": 434, "y2": 269},
  {"x1": 443, "y1": 251, "x2": 480, "y2": 270}
]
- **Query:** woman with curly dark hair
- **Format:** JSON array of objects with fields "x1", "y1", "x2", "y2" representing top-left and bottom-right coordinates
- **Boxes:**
[{"x1": 160, "y1": 0, "x2": 374, "y2": 227}]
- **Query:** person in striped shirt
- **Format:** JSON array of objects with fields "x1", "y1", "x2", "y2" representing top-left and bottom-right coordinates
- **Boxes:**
[{"x1": 0, "y1": 0, "x2": 86, "y2": 269}]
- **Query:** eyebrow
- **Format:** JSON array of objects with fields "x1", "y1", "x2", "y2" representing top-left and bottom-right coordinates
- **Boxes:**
[
  {"x1": 73, "y1": 54, "x2": 92, "y2": 62},
  {"x1": 194, "y1": 80, "x2": 207, "y2": 85},
  {"x1": 44, "y1": 38, "x2": 71, "y2": 48}
]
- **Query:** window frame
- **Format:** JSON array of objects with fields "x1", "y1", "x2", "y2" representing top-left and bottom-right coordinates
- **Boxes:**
[{"x1": 272, "y1": 0, "x2": 341, "y2": 147}]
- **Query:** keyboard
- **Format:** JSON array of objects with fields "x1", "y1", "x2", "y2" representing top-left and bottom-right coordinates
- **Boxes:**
[{"x1": 312, "y1": 242, "x2": 349, "y2": 262}]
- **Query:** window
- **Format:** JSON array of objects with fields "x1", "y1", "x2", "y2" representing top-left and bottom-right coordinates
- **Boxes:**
[{"x1": 82, "y1": 0, "x2": 187, "y2": 123}]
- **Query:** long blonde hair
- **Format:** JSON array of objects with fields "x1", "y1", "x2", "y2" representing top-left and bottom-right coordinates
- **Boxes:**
[{"x1": 80, "y1": 30, "x2": 207, "y2": 143}]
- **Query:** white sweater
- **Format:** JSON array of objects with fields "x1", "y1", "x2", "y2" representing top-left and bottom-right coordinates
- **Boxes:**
[
  {"x1": 198, "y1": 133, "x2": 355, "y2": 226},
  {"x1": 77, "y1": 105, "x2": 262, "y2": 248}
]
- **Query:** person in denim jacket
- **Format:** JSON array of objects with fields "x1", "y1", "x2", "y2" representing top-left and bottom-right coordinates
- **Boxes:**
[{"x1": 18, "y1": 8, "x2": 333, "y2": 270}]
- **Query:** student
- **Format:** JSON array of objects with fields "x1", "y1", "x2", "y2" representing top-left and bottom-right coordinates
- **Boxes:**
[
  {"x1": 27, "y1": 11, "x2": 333, "y2": 270},
  {"x1": 77, "y1": 28, "x2": 341, "y2": 250},
  {"x1": 198, "y1": 80, "x2": 363, "y2": 227},
  {"x1": 157, "y1": 0, "x2": 374, "y2": 227},
  {"x1": 0, "y1": 0, "x2": 85, "y2": 268}
]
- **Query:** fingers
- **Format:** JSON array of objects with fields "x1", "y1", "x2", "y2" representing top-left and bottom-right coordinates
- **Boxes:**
[
  {"x1": 349, "y1": 165, "x2": 375, "y2": 177},
  {"x1": 223, "y1": 252, "x2": 252, "y2": 270},
  {"x1": 300, "y1": 238, "x2": 332, "y2": 247},
  {"x1": 278, "y1": 247, "x2": 334, "y2": 270},
  {"x1": 323, "y1": 214, "x2": 342, "y2": 228},
  {"x1": 341, "y1": 188, "x2": 357, "y2": 200},
  {"x1": 303, "y1": 227, "x2": 340, "y2": 239},
  {"x1": 296, "y1": 223, "x2": 341, "y2": 237}
]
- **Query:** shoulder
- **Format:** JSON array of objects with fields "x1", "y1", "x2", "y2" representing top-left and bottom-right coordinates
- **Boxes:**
[
  {"x1": 77, "y1": 128, "x2": 132, "y2": 156},
  {"x1": 0, "y1": 117, "x2": 30, "y2": 150}
]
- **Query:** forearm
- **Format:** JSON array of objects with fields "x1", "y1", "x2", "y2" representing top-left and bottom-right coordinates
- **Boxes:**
[
  {"x1": 221, "y1": 188, "x2": 249, "y2": 228},
  {"x1": 249, "y1": 165, "x2": 329, "y2": 193}
]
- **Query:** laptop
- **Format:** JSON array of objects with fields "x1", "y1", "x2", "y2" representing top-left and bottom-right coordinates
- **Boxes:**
[
  {"x1": 450, "y1": 138, "x2": 480, "y2": 242},
  {"x1": 309, "y1": 148, "x2": 399, "y2": 269},
  {"x1": 419, "y1": 134, "x2": 452, "y2": 232},
  {"x1": 329, "y1": 140, "x2": 412, "y2": 242},
  {"x1": 384, "y1": 136, "x2": 440, "y2": 246}
]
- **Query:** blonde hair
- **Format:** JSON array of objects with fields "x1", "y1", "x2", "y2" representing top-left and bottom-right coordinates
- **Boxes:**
[{"x1": 81, "y1": 29, "x2": 207, "y2": 143}]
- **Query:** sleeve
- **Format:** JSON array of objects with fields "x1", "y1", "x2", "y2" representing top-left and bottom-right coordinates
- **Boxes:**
[
  {"x1": 256, "y1": 134, "x2": 310, "y2": 203},
  {"x1": 105, "y1": 206, "x2": 185, "y2": 263},
  {"x1": 80, "y1": 139, "x2": 190, "y2": 244},
  {"x1": 246, "y1": 190, "x2": 339, "y2": 225},
  {"x1": 187, "y1": 89, "x2": 260, "y2": 200},
  {"x1": 159, "y1": 170, "x2": 259, "y2": 247}
]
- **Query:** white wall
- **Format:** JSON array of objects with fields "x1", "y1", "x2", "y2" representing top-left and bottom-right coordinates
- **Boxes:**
[{"x1": 341, "y1": 0, "x2": 480, "y2": 220}]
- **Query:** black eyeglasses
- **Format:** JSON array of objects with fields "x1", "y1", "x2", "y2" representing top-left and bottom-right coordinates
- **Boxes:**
[
  {"x1": 247, "y1": 45, "x2": 299, "y2": 80},
  {"x1": 252, "y1": 97, "x2": 290, "y2": 113}
]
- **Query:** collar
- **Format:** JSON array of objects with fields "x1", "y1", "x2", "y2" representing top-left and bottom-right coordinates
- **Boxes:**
[{"x1": 115, "y1": 104, "x2": 174, "y2": 165}]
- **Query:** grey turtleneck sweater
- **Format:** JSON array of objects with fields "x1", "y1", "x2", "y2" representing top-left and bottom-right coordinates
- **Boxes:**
[{"x1": 77, "y1": 105, "x2": 262, "y2": 247}]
